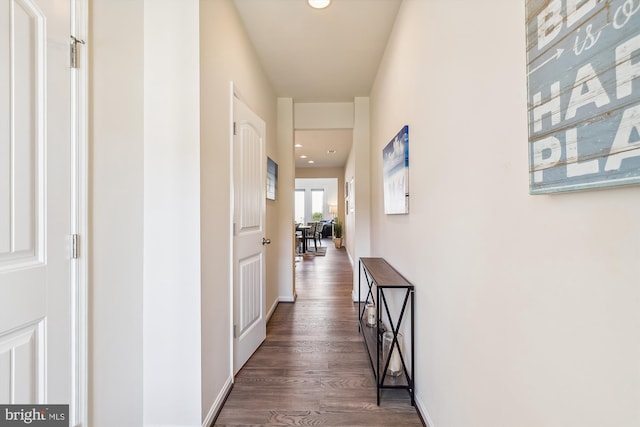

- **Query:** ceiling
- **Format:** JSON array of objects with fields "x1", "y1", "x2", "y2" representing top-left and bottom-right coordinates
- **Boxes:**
[
  {"x1": 233, "y1": 0, "x2": 402, "y2": 168},
  {"x1": 294, "y1": 129, "x2": 352, "y2": 168}
]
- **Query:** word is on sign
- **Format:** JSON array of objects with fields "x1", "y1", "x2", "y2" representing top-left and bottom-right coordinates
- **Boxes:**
[{"x1": 527, "y1": 0, "x2": 640, "y2": 193}]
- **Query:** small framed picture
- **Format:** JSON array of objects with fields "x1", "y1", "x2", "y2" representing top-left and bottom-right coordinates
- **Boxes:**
[{"x1": 266, "y1": 157, "x2": 278, "y2": 200}]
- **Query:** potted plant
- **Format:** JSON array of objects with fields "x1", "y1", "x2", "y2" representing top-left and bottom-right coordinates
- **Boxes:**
[{"x1": 333, "y1": 218, "x2": 343, "y2": 248}]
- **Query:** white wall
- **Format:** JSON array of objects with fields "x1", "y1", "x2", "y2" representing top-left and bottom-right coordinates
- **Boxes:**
[
  {"x1": 277, "y1": 98, "x2": 295, "y2": 302},
  {"x1": 294, "y1": 102, "x2": 354, "y2": 129},
  {"x1": 143, "y1": 1, "x2": 201, "y2": 425},
  {"x1": 370, "y1": 1, "x2": 640, "y2": 426},
  {"x1": 351, "y1": 98, "x2": 371, "y2": 299},
  {"x1": 92, "y1": 1, "x2": 202, "y2": 425},
  {"x1": 90, "y1": 1, "x2": 144, "y2": 425}
]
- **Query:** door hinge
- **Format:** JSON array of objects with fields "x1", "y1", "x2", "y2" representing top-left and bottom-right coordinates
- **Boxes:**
[
  {"x1": 71, "y1": 234, "x2": 80, "y2": 259},
  {"x1": 233, "y1": 122, "x2": 237, "y2": 136},
  {"x1": 233, "y1": 324, "x2": 237, "y2": 339},
  {"x1": 70, "y1": 35, "x2": 85, "y2": 69}
]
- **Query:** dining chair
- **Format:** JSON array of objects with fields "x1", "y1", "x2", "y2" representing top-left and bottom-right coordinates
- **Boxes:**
[{"x1": 305, "y1": 222, "x2": 320, "y2": 252}]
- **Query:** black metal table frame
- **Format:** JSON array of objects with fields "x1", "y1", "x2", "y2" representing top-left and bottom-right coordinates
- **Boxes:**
[{"x1": 358, "y1": 258, "x2": 415, "y2": 406}]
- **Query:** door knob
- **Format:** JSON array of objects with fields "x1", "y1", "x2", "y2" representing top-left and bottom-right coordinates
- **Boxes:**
[{"x1": 262, "y1": 238, "x2": 271, "y2": 245}]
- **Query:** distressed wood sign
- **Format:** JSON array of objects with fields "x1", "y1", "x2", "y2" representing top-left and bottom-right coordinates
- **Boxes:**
[{"x1": 527, "y1": 0, "x2": 640, "y2": 193}]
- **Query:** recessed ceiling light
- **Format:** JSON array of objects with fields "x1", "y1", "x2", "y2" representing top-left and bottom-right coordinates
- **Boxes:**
[
  {"x1": 327, "y1": 149, "x2": 337, "y2": 154},
  {"x1": 295, "y1": 144, "x2": 303, "y2": 148},
  {"x1": 308, "y1": 0, "x2": 330, "y2": 9},
  {"x1": 300, "y1": 155, "x2": 308, "y2": 159},
  {"x1": 308, "y1": 160, "x2": 315, "y2": 164}
]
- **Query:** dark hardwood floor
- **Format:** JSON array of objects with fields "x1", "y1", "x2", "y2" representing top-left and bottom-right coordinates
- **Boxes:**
[{"x1": 214, "y1": 239, "x2": 423, "y2": 426}]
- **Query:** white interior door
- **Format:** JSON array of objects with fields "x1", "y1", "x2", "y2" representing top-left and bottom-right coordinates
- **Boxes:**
[
  {"x1": 0, "y1": 0, "x2": 73, "y2": 406},
  {"x1": 233, "y1": 95, "x2": 266, "y2": 374}
]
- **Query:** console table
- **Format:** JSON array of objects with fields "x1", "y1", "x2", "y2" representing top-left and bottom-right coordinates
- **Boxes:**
[{"x1": 358, "y1": 257, "x2": 414, "y2": 405}]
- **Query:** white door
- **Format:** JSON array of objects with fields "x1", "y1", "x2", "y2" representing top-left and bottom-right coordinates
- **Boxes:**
[
  {"x1": 0, "y1": 0, "x2": 73, "y2": 407},
  {"x1": 233, "y1": 95, "x2": 267, "y2": 374}
]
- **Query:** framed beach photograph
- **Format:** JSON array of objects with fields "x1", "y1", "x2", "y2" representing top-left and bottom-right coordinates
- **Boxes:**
[
  {"x1": 266, "y1": 157, "x2": 278, "y2": 200},
  {"x1": 382, "y1": 125, "x2": 409, "y2": 214}
]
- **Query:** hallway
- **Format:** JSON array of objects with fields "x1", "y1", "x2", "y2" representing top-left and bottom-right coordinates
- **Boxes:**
[{"x1": 214, "y1": 239, "x2": 423, "y2": 426}]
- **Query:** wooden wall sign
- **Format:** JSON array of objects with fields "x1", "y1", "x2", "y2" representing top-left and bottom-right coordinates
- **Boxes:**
[{"x1": 526, "y1": 0, "x2": 640, "y2": 193}]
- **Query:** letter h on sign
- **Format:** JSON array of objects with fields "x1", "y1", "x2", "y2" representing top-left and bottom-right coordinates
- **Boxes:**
[{"x1": 526, "y1": 0, "x2": 640, "y2": 193}]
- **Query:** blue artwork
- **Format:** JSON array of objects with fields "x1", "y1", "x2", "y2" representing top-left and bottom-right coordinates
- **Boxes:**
[
  {"x1": 382, "y1": 125, "x2": 409, "y2": 214},
  {"x1": 526, "y1": 0, "x2": 640, "y2": 193},
  {"x1": 266, "y1": 157, "x2": 277, "y2": 200}
]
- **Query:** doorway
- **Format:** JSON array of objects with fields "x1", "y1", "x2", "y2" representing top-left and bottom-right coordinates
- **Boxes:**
[{"x1": 294, "y1": 178, "x2": 339, "y2": 225}]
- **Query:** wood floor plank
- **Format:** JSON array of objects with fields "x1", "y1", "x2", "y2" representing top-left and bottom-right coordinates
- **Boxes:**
[{"x1": 213, "y1": 239, "x2": 423, "y2": 426}]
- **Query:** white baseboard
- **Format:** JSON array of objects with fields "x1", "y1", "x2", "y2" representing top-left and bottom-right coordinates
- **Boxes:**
[
  {"x1": 202, "y1": 375, "x2": 233, "y2": 427},
  {"x1": 414, "y1": 391, "x2": 435, "y2": 427},
  {"x1": 267, "y1": 296, "x2": 295, "y2": 323},
  {"x1": 346, "y1": 248, "x2": 354, "y2": 266},
  {"x1": 266, "y1": 298, "x2": 279, "y2": 322}
]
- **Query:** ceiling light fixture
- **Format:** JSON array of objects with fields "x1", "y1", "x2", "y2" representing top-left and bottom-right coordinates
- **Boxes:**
[
  {"x1": 308, "y1": 160, "x2": 315, "y2": 164},
  {"x1": 327, "y1": 149, "x2": 337, "y2": 154},
  {"x1": 308, "y1": 0, "x2": 330, "y2": 9},
  {"x1": 300, "y1": 155, "x2": 308, "y2": 159},
  {"x1": 295, "y1": 144, "x2": 303, "y2": 148}
]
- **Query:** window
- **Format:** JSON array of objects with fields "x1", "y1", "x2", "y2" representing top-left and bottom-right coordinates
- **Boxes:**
[{"x1": 311, "y1": 189, "x2": 324, "y2": 220}]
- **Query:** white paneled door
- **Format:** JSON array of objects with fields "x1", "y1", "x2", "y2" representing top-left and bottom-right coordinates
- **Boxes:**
[
  {"x1": 233, "y1": 94, "x2": 266, "y2": 374},
  {"x1": 0, "y1": 0, "x2": 74, "y2": 409}
]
